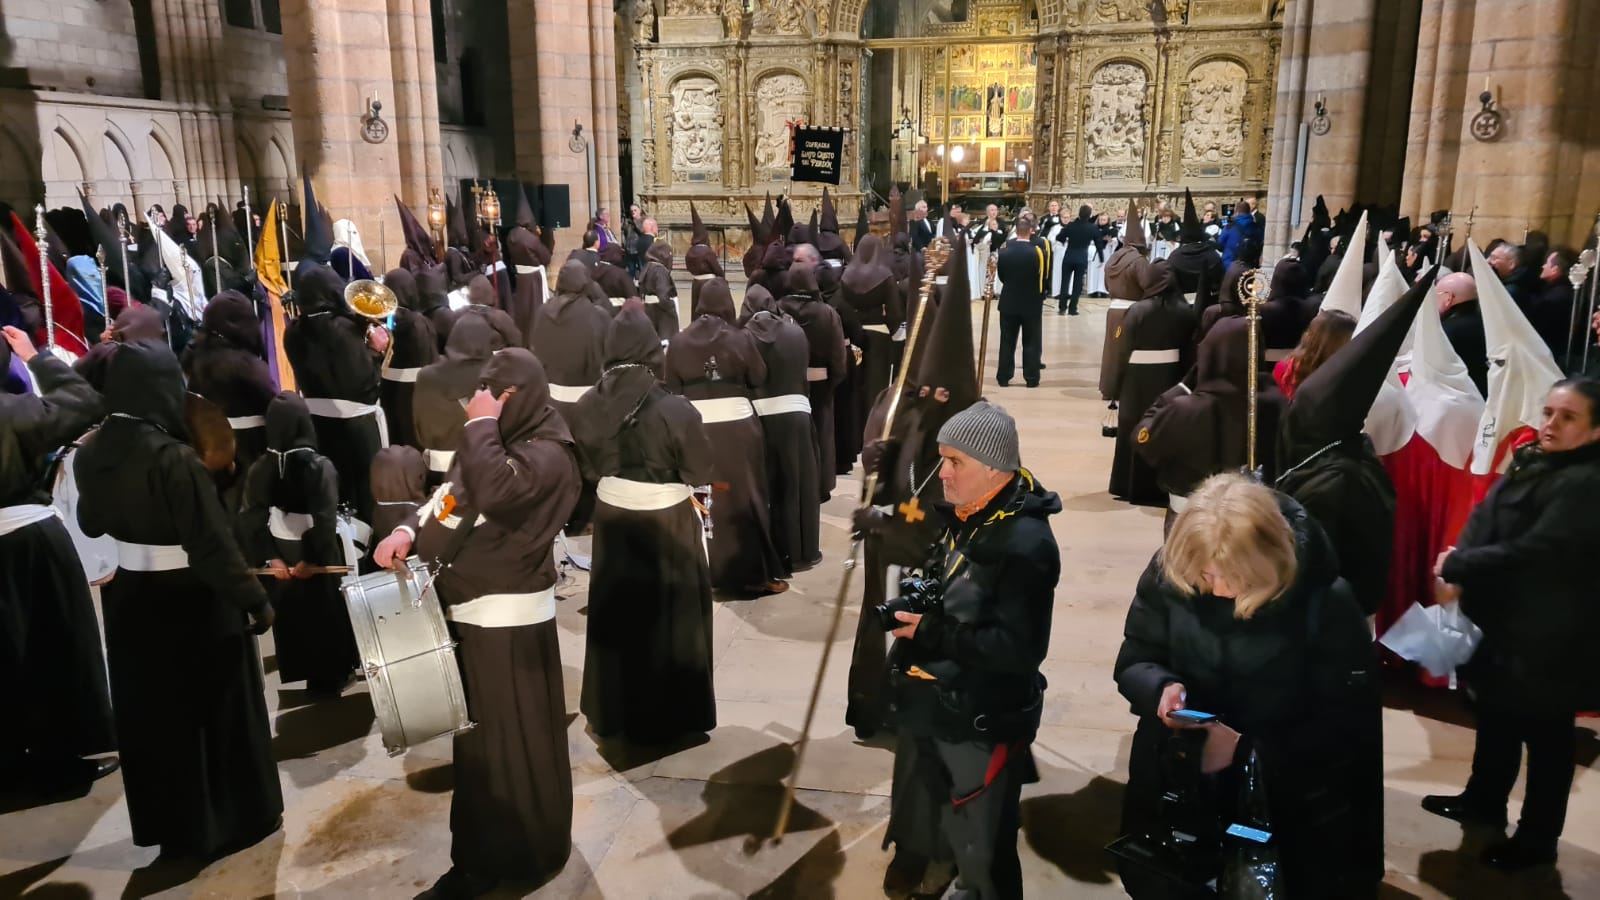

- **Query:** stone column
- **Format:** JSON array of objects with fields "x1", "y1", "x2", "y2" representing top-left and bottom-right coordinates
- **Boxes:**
[
  {"x1": 280, "y1": 0, "x2": 408, "y2": 269},
  {"x1": 386, "y1": 0, "x2": 446, "y2": 216},
  {"x1": 1263, "y1": 0, "x2": 1376, "y2": 254},
  {"x1": 1401, "y1": 0, "x2": 1473, "y2": 223}
]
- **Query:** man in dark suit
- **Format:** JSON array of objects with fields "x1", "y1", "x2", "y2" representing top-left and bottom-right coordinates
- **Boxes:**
[
  {"x1": 1059, "y1": 205, "x2": 1101, "y2": 316},
  {"x1": 566, "y1": 229, "x2": 600, "y2": 273},
  {"x1": 909, "y1": 200, "x2": 935, "y2": 251},
  {"x1": 1437, "y1": 272, "x2": 1488, "y2": 396},
  {"x1": 996, "y1": 216, "x2": 1047, "y2": 388}
]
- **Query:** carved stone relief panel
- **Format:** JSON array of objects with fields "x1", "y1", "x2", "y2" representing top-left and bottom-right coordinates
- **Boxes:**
[
  {"x1": 670, "y1": 76, "x2": 724, "y2": 184},
  {"x1": 1180, "y1": 59, "x2": 1246, "y2": 177},
  {"x1": 751, "y1": 0, "x2": 828, "y2": 36},
  {"x1": 1084, "y1": 62, "x2": 1147, "y2": 180},
  {"x1": 752, "y1": 72, "x2": 809, "y2": 179},
  {"x1": 1092, "y1": 0, "x2": 1150, "y2": 23},
  {"x1": 666, "y1": 0, "x2": 718, "y2": 14}
]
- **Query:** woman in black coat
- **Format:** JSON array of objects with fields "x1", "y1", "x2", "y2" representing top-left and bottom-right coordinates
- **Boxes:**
[
  {"x1": 1426, "y1": 376, "x2": 1600, "y2": 870},
  {"x1": 1113, "y1": 472, "x2": 1382, "y2": 900}
]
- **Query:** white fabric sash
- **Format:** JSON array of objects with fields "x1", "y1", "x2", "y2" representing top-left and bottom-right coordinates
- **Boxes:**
[
  {"x1": 863, "y1": 323, "x2": 892, "y2": 335},
  {"x1": 303, "y1": 397, "x2": 390, "y2": 448},
  {"x1": 117, "y1": 541, "x2": 189, "y2": 572},
  {"x1": 934, "y1": 276, "x2": 949, "y2": 285},
  {"x1": 0, "y1": 504, "x2": 58, "y2": 536},
  {"x1": 691, "y1": 396, "x2": 755, "y2": 423},
  {"x1": 418, "y1": 481, "x2": 485, "y2": 531},
  {"x1": 753, "y1": 394, "x2": 812, "y2": 417},
  {"x1": 269, "y1": 507, "x2": 313, "y2": 542},
  {"x1": 692, "y1": 273, "x2": 716, "y2": 281},
  {"x1": 484, "y1": 260, "x2": 507, "y2": 276},
  {"x1": 227, "y1": 415, "x2": 266, "y2": 430},
  {"x1": 805, "y1": 367, "x2": 828, "y2": 382},
  {"x1": 447, "y1": 287, "x2": 471, "y2": 311},
  {"x1": 548, "y1": 383, "x2": 590, "y2": 403},
  {"x1": 596, "y1": 476, "x2": 693, "y2": 511},
  {"x1": 426, "y1": 449, "x2": 455, "y2": 474},
  {"x1": 1128, "y1": 349, "x2": 1181, "y2": 365},
  {"x1": 448, "y1": 586, "x2": 557, "y2": 628},
  {"x1": 825, "y1": 258, "x2": 843, "y2": 268},
  {"x1": 1108, "y1": 298, "x2": 1135, "y2": 310},
  {"x1": 382, "y1": 366, "x2": 421, "y2": 383},
  {"x1": 642, "y1": 296, "x2": 662, "y2": 304},
  {"x1": 515, "y1": 264, "x2": 551, "y2": 302}
]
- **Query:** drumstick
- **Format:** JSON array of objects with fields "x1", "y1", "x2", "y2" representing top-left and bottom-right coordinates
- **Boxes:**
[{"x1": 247, "y1": 564, "x2": 353, "y2": 576}]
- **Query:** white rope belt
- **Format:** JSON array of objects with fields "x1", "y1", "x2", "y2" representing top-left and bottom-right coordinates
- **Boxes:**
[
  {"x1": 269, "y1": 507, "x2": 313, "y2": 542},
  {"x1": 691, "y1": 396, "x2": 755, "y2": 423},
  {"x1": 753, "y1": 393, "x2": 811, "y2": 417},
  {"x1": 227, "y1": 415, "x2": 265, "y2": 430},
  {"x1": 548, "y1": 383, "x2": 590, "y2": 403},
  {"x1": 448, "y1": 586, "x2": 557, "y2": 628},
  {"x1": 863, "y1": 323, "x2": 892, "y2": 335},
  {"x1": 484, "y1": 260, "x2": 506, "y2": 276},
  {"x1": 1169, "y1": 494, "x2": 1190, "y2": 514},
  {"x1": 426, "y1": 449, "x2": 454, "y2": 474},
  {"x1": 1264, "y1": 348, "x2": 1291, "y2": 362},
  {"x1": 303, "y1": 397, "x2": 390, "y2": 448},
  {"x1": 805, "y1": 367, "x2": 829, "y2": 382},
  {"x1": 596, "y1": 476, "x2": 692, "y2": 511},
  {"x1": 934, "y1": 276, "x2": 949, "y2": 285},
  {"x1": 382, "y1": 366, "x2": 421, "y2": 383},
  {"x1": 0, "y1": 503, "x2": 57, "y2": 536},
  {"x1": 1128, "y1": 349, "x2": 1181, "y2": 365},
  {"x1": 825, "y1": 258, "x2": 843, "y2": 268},
  {"x1": 608, "y1": 297, "x2": 630, "y2": 307},
  {"x1": 642, "y1": 296, "x2": 662, "y2": 304},
  {"x1": 1108, "y1": 299, "x2": 1135, "y2": 310},
  {"x1": 515, "y1": 264, "x2": 551, "y2": 302},
  {"x1": 692, "y1": 273, "x2": 716, "y2": 281},
  {"x1": 117, "y1": 541, "x2": 189, "y2": 572}
]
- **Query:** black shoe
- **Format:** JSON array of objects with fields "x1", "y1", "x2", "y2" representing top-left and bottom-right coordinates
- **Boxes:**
[
  {"x1": 26, "y1": 754, "x2": 120, "y2": 789},
  {"x1": 1421, "y1": 793, "x2": 1508, "y2": 829},
  {"x1": 1039, "y1": 362, "x2": 1047, "y2": 369},
  {"x1": 416, "y1": 866, "x2": 499, "y2": 900},
  {"x1": 1068, "y1": 309, "x2": 1079, "y2": 316},
  {"x1": 997, "y1": 380, "x2": 1010, "y2": 387},
  {"x1": 1026, "y1": 383, "x2": 1039, "y2": 388},
  {"x1": 883, "y1": 850, "x2": 927, "y2": 895},
  {"x1": 1480, "y1": 836, "x2": 1558, "y2": 870},
  {"x1": 1057, "y1": 308, "x2": 1067, "y2": 316}
]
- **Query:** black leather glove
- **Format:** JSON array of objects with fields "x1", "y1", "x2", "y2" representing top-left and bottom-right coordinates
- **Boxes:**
[
  {"x1": 851, "y1": 507, "x2": 888, "y2": 539},
  {"x1": 249, "y1": 600, "x2": 276, "y2": 636},
  {"x1": 861, "y1": 438, "x2": 900, "y2": 482}
]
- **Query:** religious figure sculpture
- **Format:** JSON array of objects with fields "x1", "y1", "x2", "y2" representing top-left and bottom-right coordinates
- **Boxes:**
[
  {"x1": 633, "y1": 0, "x2": 656, "y2": 43},
  {"x1": 1085, "y1": 63, "x2": 1148, "y2": 171},
  {"x1": 753, "y1": 73, "x2": 809, "y2": 173},
  {"x1": 1094, "y1": 0, "x2": 1150, "y2": 23},
  {"x1": 666, "y1": 0, "x2": 718, "y2": 15},
  {"x1": 1182, "y1": 61, "x2": 1246, "y2": 165},
  {"x1": 671, "y1": 77, "x2": 724, "y2": 182}
]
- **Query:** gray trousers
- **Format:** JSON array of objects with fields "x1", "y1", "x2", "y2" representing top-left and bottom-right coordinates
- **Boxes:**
[{"x1": 886, "y1": 733, "x2": 1030, "y2": 900}]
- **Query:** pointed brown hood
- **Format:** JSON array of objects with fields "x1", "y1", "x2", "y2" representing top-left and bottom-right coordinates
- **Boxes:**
[
  {"x1": 446, "y1": 193, "x2": 468, "y2": 249},
  {"x1": 915, "y1": 233, "x2": 976, "y2": 406},
  {"x1": 1179, "y1": 188, "x2": 1205, "y2": 243},
  {"x1": 515, "y1": 187, "x2": 536, "y2": 230},
  {"x1": 690, "y1": 202, "x2": 709, "y2": 247},
  {"x1": 396, "y1": 195, "x2": 437, "y2": 268},
  {"x1": 854, "y1": 198, "x2": 871, "y2": 252},
  {"x1": 761, "y1": 193, "x2": 776, "y2": 233},
  {"x1": 1122, "y1": 198, "x2": 1148, "y2": 251}
]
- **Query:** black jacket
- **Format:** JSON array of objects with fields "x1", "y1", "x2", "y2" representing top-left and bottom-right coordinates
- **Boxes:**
[
  {"x1": 996, "y1": 238, "x2": 1047, "y2": 315},
  {"x1": 1061, "y1": 215, "x2": 1102, "y2": 262},
  {"x1": 1275, "y1": 435, "x2": 1395, "y2": 616},
  {"x1": 910, "y1": 218, "x2": 934, "y2": 252},
  {"x1": 892, "y1": 470, "x2": 1061, "y2": 742},
  {"x1": 1114, "y1": 495, "x2": 1382, "y2": 898},
  {"x1": 1444, "y1": 439, "x2": 1600, "y2": 714}
]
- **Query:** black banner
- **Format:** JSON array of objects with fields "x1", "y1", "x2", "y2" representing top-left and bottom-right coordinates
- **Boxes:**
[{"x1": 790, "y1": 126, "x2": 847, "y2": 185}]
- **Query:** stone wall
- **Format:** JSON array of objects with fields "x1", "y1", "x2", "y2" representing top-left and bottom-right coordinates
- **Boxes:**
[{"x1": 0, "y1": 0, "x2": 146, "y2": 98}]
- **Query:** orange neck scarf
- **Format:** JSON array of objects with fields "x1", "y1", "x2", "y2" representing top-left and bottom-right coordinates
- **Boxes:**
[{"x1": 954, "y1": 477, "x2": 1010, "y2": 522}]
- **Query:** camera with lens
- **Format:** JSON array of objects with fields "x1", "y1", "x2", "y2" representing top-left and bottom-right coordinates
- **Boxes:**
[{"x1": 874, "y1": 562, "x2": 943, "y2": 632}]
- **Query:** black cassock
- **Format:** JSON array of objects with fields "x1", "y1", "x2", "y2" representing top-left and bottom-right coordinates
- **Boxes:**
[
  {"x1": 239, "y1": 393, "x2": 358, "y2": 689},
  {"x1": 779, "y1": 288, "x2": 849, "y2": 497},
  {"x1": 414, "y1": 314, "x2": 494, "y2": 486},
  {"x1": 571, "y1": 315, "x2": 717, "y2": 742},
  {"x1": 840, "y1": 237, "x2": 906, "y2": 427},
  {"x1": 504, "y1": 226, "x2": 550, "y2": 343},
  {"x1": 744, "y1": 303, "x2": 822, "y2": 570},
  {"x1": 1109, "y1": 292, "x2": 1196, "y2": 506},
  {"x1": 823, "y1": 262, "x2": 868, "y2": 482},
  {"x1": 377, "y1": 270, "x2": 440, "y2": 449},
  {"x1": 74, "y1": 341, "x2": 282, "y2": 857},
  {"x1": 637, "y1": 259, "x2": 680, "y2": 340},
  {"x1": 406, "y1": 352, "x2": 580, "y2": 882},
  {"x1": 530, "y1": 264, "x2": 613, "y2": 421},
  {"x1": 592, "y1": 259, "x2": 638, "y2": 316},
  {"x1": 0, "y1": 354, "x2": 115, "y2": 766},
  {"x1": 666, "y1": 309, "x2": 787, "y2": 592},
  {"x1": 284, "y1": 268, "x2": 386, "y2": 526}
]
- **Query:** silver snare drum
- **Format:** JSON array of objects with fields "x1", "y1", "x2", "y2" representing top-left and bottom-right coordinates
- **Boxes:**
[{"x1": 342, "y1": 558, "x2": 473, "y2": 755}]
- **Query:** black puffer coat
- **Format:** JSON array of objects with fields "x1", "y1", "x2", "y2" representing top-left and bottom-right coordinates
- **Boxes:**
[
  {"x1": 891, "y1": 469, "x2": 1061, "y2": 742},
  {"x1": 1114, "y1": 494, "x2": 1382, "y2": 900},
  {"x1": 1444, "y1": 438, "x2": 1600, "y2": 715}
]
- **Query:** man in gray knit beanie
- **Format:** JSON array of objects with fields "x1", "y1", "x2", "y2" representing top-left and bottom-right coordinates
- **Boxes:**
[{"x1": 936, "y1": 400, "x2": 1020, "y2": 474}]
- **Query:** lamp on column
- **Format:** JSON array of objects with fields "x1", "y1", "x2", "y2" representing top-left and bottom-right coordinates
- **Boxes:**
[
  {"x1": 427, "y1": 186, "x2": 446, "y2": 258},
  {"x1": 1310, "y1": 93, "x2": 1330, "y2": 136},
  {"x1": 477, "y1": 181, "x2": 502, "y2": 279},
  {"x1": 1471, "y1": 79, "x2": 1504, "y2": 142}
]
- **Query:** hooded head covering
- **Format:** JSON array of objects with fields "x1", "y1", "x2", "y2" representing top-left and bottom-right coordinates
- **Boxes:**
[
  {"x1": 1280, "y1": 267, "x2": 1435, "y2": 466},
  {"x1": 110, "y1": 304, "x2": 167, "y2": 342},
  {"x1": 301, "y1": 173, "x2": 333, "y2": 265},
  {"x1": 263, "y1": 390, "x2": 318, "y2": 476},
  {"x1": 466, "y1": 274, "x2": 495, "y2": 308},
  {"x1": 761, "y1": 193, "x2": 776, "y2": 233},
  {"x1": 442, "y1": 311, "x2": 494, "y2": 363},
  {"x1": 599, "y1": 242, "x2": 625, "y2": 266},
  {"x1": 396, "y1": 196, "x2": 438, "y2": 269},
  {"x1": 66, "y1": 256, "x2": 105, "y2": 317},
  {"x1": 773, "y1": 198, "x2": 795, "y2": 246},
  {"x1": 784, "y1": 263, "x2": 819, "y2": 298},
  {"x1": 646, "y1": 242, "x2": 673, "y2": 269},
  {"x1": 842, "y1": 234, "x2": 892, "y2": 296},
  {"x1": 1353, "y1": 241, "x2": 1414, "y2": 351},
  {"x1": 200, "y1": 289, "x2": 265, "y2": 357},
  {"x1": 1121, "y1": 198, "x2": 1148, "y2": 253},
  {"x1": 792, "y1": 208, "x2": 818, "y2": 247},
  {"x1": 99, "y1": 339, "x2": 188, "y2": 437},
  {"x1": 1467, "y1": 240, "x2": 1566, "y2": 474},
  {"x1": 385, "y1": 267, "x2": 420, "y2": 311},
  {"x1": 915, "y1": 233, "x2": 977, "y2": 406},
  {"x1": 479, "y1": 348, "x2": 572, "y2": 444},
  {"x1": 79, "y1": 189, "x2": 131, "y2": 292},
  {"x1": 505, "y1": 225, "x2": 550, "y2": 268},
  {"x1": 446, "y1": 194, "x2": 469, "y2": 250},
  {"x1": 416, "y1": 264, "x2": 450, "y2": 312},
  {"x1": 1141, "y1": 259, "x2": 1177, "y2": 300},
  {"x1": 743, "y1": 204, "x2": 769, "y2": 277},
  {"x1": 293, "y1": 264, "x2": 348, "y2": 316},
  {"x1": 445, "y1": 248, "x2": 477, "y2": 290},
  {"x1": 698, "y1": 277, "x2": 738, "y2": 323},
  {"x1": 1269, "y1": 255, "x2": 1311, "y2": 301},
  {"x1": 603, "y1": 301, "x2": 663, "y2": 370},
  {"x1": 685, "y1": 203, "x2": 724, "y2": 279},
  {"x1": 739, "y1": 282, "x2": 781, "y2": 327},
  {"x1": 854, "y1": 197, "x2": 871, "y2": 252},
  {"x1": 1319, "y1": 211, "x2": 1369, "y2": 318},
  {"x1": 555, "y1": 258, "x2": 595, "y2": 297},
  {"x1": 515, "y1": 188, "x2": 537, "y2": 230},
  {"x1": 817, "y1": 188, "x2": 847, "y2": 260},
  {"x1": 1405, "y1": 268, "x2": 1485, "y2": 468},
  {"x1": 1179, "y1": 189, "x2": 1206, "y2": 243},
  {"x1": 371, "y1": 445, "x2": 427, "y2": 504},
  {"x1": 690, "y1": 203, "x2": 709, "y2": 247},
  {"x1": 570, "y1": 306, "x2": 665, "y2": 477}
]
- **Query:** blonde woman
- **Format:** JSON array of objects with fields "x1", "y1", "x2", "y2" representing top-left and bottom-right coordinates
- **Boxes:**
[{"x1": 1113, "y1": 472, "x2": 1383, "y2": 900}]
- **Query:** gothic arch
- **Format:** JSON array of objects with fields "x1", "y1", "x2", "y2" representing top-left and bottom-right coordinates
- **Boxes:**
[
  {"x1": 101, "y1": 127, "x2": 136, "y2": 201},
  {"x1": 0, "y1": 124, "x2": 41, "y2": 202},
  {"x1": 147, "y1": 121, "x2": 180, "y2": 184},
  {"x1": 103, "y1": 122, "x2": 138, "y2": 180},
  {"x1": 265, "y1": 132, "x2": 294, "y2": 195},
  {"x1": 1187, "y1": 52, "x2": 1258, "y2": 82},
  {"x1": 52, "y1": 117, "x2": 91, "y2": 185}
]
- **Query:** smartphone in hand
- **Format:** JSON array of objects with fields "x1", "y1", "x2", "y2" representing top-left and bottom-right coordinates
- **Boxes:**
[{"x1": 1169, "y1": 709, "x2": 1218, "y2": 725}]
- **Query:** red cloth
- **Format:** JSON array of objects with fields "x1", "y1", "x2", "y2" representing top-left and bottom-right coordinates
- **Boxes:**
[
  {"x1": 8, "y1": 212, "x2": 89, "y2": 354},
  {"x1": 1377, "y1": 433, "x2": 1475, "y2": 637},
  {"x1": 1471, "y1": 426, "x2": 1538, "y2": 504},
  {"x1": 1273, "y1": 356, "x2": 1297, "y2": 398}
]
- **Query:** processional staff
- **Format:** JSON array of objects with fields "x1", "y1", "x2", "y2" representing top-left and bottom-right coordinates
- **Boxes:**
[
  {"x1": 34, "y1": 205, "x2": 55, "y2": 352},
  {"x1": 1238, "y1": 268, "x2": 1271, "y2": 479},
  {"x1": 770, "y1": 236, "x2": 953, "y2": 843}
]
